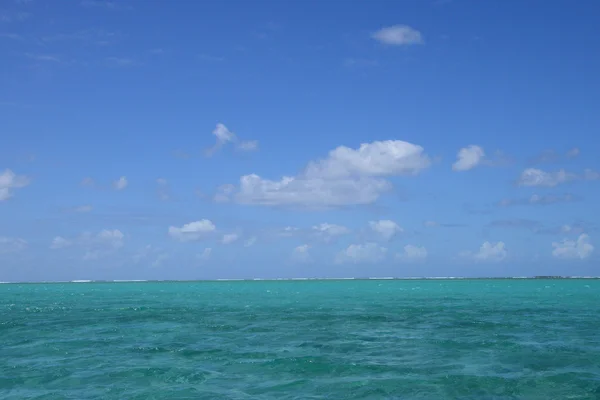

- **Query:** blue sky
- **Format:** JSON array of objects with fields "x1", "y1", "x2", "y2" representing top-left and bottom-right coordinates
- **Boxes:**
[{"x1": 1, "y1": 0, "x2": 600, "y2": 281}]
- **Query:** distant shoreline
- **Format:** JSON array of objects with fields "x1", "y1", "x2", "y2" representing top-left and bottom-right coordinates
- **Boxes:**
[{"x1": 1, "y1": 276, "x2": 599, "y2": 284}]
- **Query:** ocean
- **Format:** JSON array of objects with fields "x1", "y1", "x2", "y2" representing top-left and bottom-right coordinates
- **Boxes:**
[{"x1": 1, "y1": 279, "x2": 599, "y2": 399}]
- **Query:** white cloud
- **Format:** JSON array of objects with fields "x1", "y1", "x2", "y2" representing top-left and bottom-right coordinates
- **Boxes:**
[
  {"x1": 461, "y1": 241, "x2": 507, "y2": 262},
  {"x1": 424, "y1": 221, "x2": 438, "y2": 227},
  {"x1": 372, "y1": 25, "x2": 424, "y2": 46},
  {"x1": 213, "y1": 184, "x2": 235, "y2": 203},
  {"x1": 50, "y1": 236, "x2": 72, "y2": 249},
  {"x1": 168, "y1": 219, "x2": 216, "y2": 242},
  {"x1": 279, "y1": 226, "x2": 300, "y2": 237},
  {"x1": 238, "y1": 140, "x2": 258, "y2": 152},
  {"x1": 244, "y1": 236, "x2": 257, "y2": 247},
  {"x1": 369, "y1": 220, "x2": 402, "y2": 241},
  {"x1": 50, "y1": 229, "x2": 125, "y2": 259},
  {"x1": 0, "y1": 237, "x2": 27, "y2": 254},
  {"x1": 516, "y1": 168, "x2": 600, "y2": 187},
  {"x1": 335, "y1": 242, "x2": 387, "y2": 264},
  {"x1": 113, "y1": 176, "x2": 128, "y2": 190},
  {"x1": 0, "y1": 169, "x2": 30, "y2": 201},
  {"x1": 80, "y1": 0, "x2": 117, "y2": 9},
  {"x1": 303, "y1": 140, "x2": 430, "y2": 179},
  {"x1": 312, "y1": 223, "x2": 351, "y2": 241},
  {"x1": 397, "y1": 245, "x2": 427, "y2": 262},
  {"x1": 552, "y1": 234, "x2": 593, "y2": 260},
  {"x1": 517, "y1": 168, "x2": 575, "y2": 187},
  {"x1": 213, "y1": 123, "x2": 235, "y2": 145},
  {"x1": 222, "y1": 233, "x2": 239, "y2": 245},
  {"x1": 566, "y1": 147, "x2": 580, "y2": 158},
  {"x1": 198, "y1": 247, "x2": 212, "y2": 261},
  {"x1": 206, "y1": 123, "x2": 259, "y2": 156},
  {"x1": 452, "y1": 145, "x2": 485, "y2": 171},
  {"x1": 74, "y1": 205, "x2": 93, "y2": 213},
  {"x1": 291, "y1": 244, "x2": 311, "y2": 263},
  {"x1": 226, "y1": 140, "x2": 430, "y2": 208},
  {"x1": 235, "y1": 174, "x2": 391, "y2": 208}
]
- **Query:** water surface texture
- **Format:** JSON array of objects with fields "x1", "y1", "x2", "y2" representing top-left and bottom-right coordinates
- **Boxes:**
[{"x1": 1, "y1": 280, "x2": 600, "y2": 399}]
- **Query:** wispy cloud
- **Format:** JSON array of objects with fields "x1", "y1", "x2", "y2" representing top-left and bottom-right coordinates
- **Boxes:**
[
  {"x1": 42, "y1": 29, "x2": 121, "y2": 46},
  {"x1": 105, "y1": 57, "x2": 137, "y2": 67},
  {"x1": 529, "y1": 148, "x2": 580, "y2": 165},
  {"x1": 498, "y1": 193, "x2": 579, "y2": 207},
  {"x1": 0, "y1": 11, "x2": 30, "y2": 23},
  {"x1": 80, "y1": 0, "x2": 117, "y2": 9},
  {"x1": 0, "y1": 32, "x2": 22, "y2": 40},
  {"x1": 197, "y1": 54, "x2": 224, "y2": 62},
  {"x1": 372, "y1": 25, "x2": 424, "y2": 46},
  {"x1": 25, "y1": 53, "x2": 61, "y2": 62},
  {"x1": 516, "y1": 168, "x2": 599, "y2": 187}
]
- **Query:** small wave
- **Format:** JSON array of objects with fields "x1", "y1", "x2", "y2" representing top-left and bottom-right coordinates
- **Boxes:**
[{"x1": 112, "y1": 280, "x2": 148, "y2": 282}]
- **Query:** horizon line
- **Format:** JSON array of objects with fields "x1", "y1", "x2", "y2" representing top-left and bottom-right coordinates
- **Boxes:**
[{"x1": 1, "y1": 276, "x2": 599, "y2": 284}]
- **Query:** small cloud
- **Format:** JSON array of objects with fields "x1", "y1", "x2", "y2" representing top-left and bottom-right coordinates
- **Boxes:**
[
  {"x1": 222, "y1": 233, "x2": 239, "y2": 245},
  {"x1": 0, "y1": 169, "x2": 30, "y2": 201},
  {"x1": 369, "y1": 220, "x2": 402, "y2": 241},
  {"x1": 278, "y1": 226, "x2": 300, "y2": 237},
  {"x1": 312, "y1": 223, "x2": 351, "y2": 242},
  {"x1": 244, "y1": 236, "x2": 257, "y2": 247},
  {"x1": 566, "y1": 147, "x2": 580, "y2": 159},
  {"x1": 213, "y1": 183, "x2": 235, "y2": 203},
  {"x1": 74, "y1": 205, "x2": 93, "y2": 213},
  {"x1": 516, "y1": 168, "x2": 575, "y2": 187},
  {"x1": 372, "y1": 25, "x2": 424, "y2": 46},
  {"x1": 25, "y1": 53, "x2": 61, "y2": 63},
  {"x1": 336, "y1": 242, "x2": 387, "y2": 264},
  {"x1": 516, "y1": 168, "x2": 599, "y2": 187},
  {"x1": 198, "y1": 247, "x2": 212, "y2": 261},
  {"x1": 0, "y1": 237, "x2": 27, "y2": 254},
  {"x1": 149, "y1": 48, "x2": 164, "y2": 55},
  {"x1": 105, "y1": 57, "x2": 137, "y2": 67},
  {"x1": 80, "y1": 0, "x2": 116, "y2": 8},
  {"x1": 0, "y1": 33, "x2": 22, "y2": 40},
  {"x1": 452, "y1": 145, "x2": 484, "y2": 171},
  {"x1": 168, "y1": 219, "x2": 216, "y2": 242},
  {"x1": 530, "y1": 148, "x2": 581, "y2": 165},
  {"x1": 499, "y1": 193, "x2": 578, "y2": 207},
  {"x1": 552, "y1": 234, "x2": 593, "y2": 260},
  {"x1": 237, "y1": 140, "x2": 259, "y2": 152},
  {"x1": 205, "y1": 123, "x2": 258, "y2": 156},
  {"x1": 291, "y1": 244, "x2": 311, "y2": 263},
  {"x1": 113, "y1": 176, "x2": 128, "y2": 190},
  {"x1": 0, "y1": 11, "x2": 30, "y2": 23},
  {"x1": 197, "y1": 54, "x2": 224, "y2": 62},
  {"x1": 397, "y1": 244, "x2": 427, "y2": 262},
  {"x1": 50, "y1": 229, "x2": 125, "y2": 259},
  {"x1": 460, "y1": 241, "x2": 507, "y2": 262},
  {"x1": 50, "y1": 236, "x2": 71, "y2": 249}
]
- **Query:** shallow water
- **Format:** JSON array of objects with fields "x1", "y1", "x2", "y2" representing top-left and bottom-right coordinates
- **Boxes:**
[{"x1": 1, "y1": 280, "x2": 600, "y2": 399}]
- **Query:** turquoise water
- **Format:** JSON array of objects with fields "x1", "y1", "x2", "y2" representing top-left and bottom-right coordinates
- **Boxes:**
[{"x1": 1, "y1": 280, "x2": 600, "y2": 399}]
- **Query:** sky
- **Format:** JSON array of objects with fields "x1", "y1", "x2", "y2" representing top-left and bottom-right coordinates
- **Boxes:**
[{"x1": 1, "y1": 0, "x2": 600, "y2": 282}]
